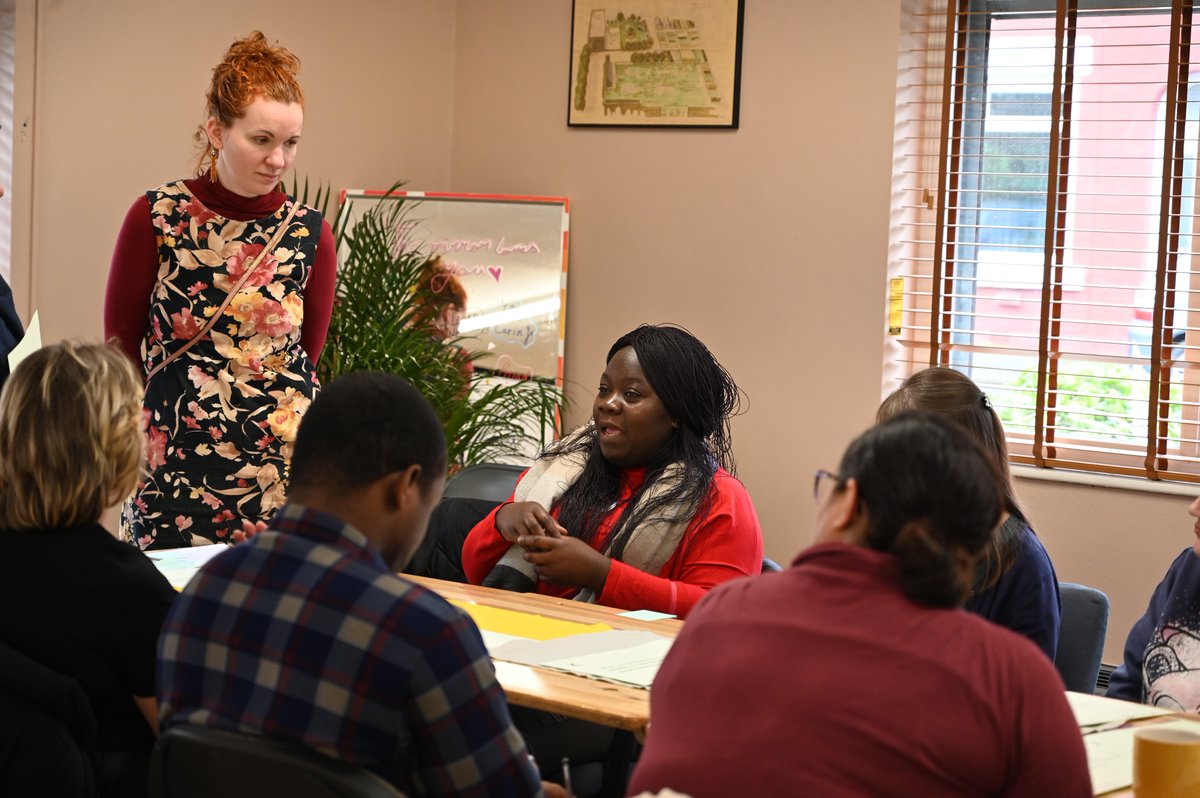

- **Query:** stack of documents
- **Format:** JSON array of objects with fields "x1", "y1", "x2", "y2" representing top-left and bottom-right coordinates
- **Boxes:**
[
  {"x1": 450, "y1": 600, "x2": 673, "y2": 689},
  {"x1": 149, "y1": 549, "x2": 677, "y2": 686},
  {"x1": 1067, "y1": 691, "x2": 1192, "y2": 795},
  {"x1": 493, "y1": 629, "x2": 673, "y2": 689}
]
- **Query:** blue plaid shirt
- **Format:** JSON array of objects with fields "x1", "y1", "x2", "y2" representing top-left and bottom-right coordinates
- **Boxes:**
[{"x1": 158, "y1": 503, "x2": 543, "y2": 797}]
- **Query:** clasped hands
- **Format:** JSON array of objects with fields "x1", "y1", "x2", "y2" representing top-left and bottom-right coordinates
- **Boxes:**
[{"x1": 495, "y1": 501, "x2": 611, "y2": 594}]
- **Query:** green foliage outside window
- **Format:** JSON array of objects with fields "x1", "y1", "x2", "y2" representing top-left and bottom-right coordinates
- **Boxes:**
[{"x1": 993, "y1": 361, "x2": 1182, "y2": 445}]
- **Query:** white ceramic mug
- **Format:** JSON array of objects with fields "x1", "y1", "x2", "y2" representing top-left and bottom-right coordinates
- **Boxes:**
[{"x1": 1134, "y1": 726, "x2": 1200, "y2": 798}]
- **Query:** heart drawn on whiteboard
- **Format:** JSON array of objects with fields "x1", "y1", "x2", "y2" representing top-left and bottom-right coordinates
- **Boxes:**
[{"x1": 488, "y1": 266, "x2": 503, "y2": 282}]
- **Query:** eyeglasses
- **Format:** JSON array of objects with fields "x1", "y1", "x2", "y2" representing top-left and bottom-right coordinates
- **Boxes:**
[{"x1": 813, "y1": 469, "x2": 842, "y2": 504}]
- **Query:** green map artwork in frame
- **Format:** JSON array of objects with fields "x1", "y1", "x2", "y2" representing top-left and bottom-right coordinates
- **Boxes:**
[{"x1": 568, "y1": 0, "x2": 744, "y2": 128}]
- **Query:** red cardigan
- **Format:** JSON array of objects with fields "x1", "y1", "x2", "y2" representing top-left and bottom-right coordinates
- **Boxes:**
[
  {"x1": 104, "y1": 175, "x2": 336, "y2": 368},
  {"x1": 461, "y1": 467, "x2": 763, "y2": 618}
]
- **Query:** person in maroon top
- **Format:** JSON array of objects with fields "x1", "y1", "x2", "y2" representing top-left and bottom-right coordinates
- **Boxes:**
[
  {"x1": 104, "y1": 31, "x2": 336, "y2": 549},
  {"x1": 461, "y1": 323, "x2": 763, "y2": 619},
  {"x1": 629, "y1": 413, "x2": 1093, "y2": 798}
]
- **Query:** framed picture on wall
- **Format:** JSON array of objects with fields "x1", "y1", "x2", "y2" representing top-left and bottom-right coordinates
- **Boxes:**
[{"x1": 568, "y1": 0, "x2": 744, "y2": 128}]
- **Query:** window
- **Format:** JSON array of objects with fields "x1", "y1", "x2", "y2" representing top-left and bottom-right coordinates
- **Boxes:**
[{"x1": 889, "y1": 0, "x2": 1200, "y2": 482}]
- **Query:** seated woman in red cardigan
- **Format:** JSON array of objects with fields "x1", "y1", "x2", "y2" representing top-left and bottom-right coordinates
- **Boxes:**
[{"x1": 461, "y1": 323, "x2": 763, "y2": 618}]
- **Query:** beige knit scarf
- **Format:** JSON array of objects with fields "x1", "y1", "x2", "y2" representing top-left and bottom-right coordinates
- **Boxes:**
[{"x1": 481, "y1": 423, "x2": 690, "y2": 602}]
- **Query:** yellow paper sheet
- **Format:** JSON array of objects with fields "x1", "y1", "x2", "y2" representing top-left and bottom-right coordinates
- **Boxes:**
[{"x1": 449, "y1": 600, "x2": 611, "y2": 641}]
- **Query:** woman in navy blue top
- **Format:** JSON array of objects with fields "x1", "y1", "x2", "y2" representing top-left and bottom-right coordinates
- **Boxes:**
[{"x1": 878, "y1": 367, "x2": 1062, "y2": 659}]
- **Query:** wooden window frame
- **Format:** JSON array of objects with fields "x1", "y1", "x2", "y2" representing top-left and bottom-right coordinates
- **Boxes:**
[{"x1": 891, "y1": 0, "x2": 1200, "y2": 484}]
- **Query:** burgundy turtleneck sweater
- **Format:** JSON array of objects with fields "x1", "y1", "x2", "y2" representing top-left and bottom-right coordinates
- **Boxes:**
[{"x1": 104, "y1": 174, "x2": 336, "y2": 367}]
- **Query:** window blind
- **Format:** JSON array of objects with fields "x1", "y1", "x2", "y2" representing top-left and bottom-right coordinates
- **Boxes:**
[{"x1": 889, "y1": 0, "x2": 1200, "y2": 482}]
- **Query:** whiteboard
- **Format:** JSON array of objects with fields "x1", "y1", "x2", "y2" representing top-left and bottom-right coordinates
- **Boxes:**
[{"x1": 339, "y1": 190, "x2": 570, "y2": 384}]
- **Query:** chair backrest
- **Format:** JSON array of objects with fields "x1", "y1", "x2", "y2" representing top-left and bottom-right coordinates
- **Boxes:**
[
  {"x1": 0, "y1": 639, "x2": 98, "y2": 797},
  {"x1": 150, "y1": 725, "x2": 405, "y2": 798},
  {"x1": 761, "y1": 555, "x2": 784, "y2": 573},
  {"x1": 0, "y1": 639, "x2": 97, "y2": 750},
  {"x1": 1055, "y1": 582, "x2": 1110, "y2": 694},
  {"x1": 441, "y1": 463, "x2": 526, "y2": 503}
]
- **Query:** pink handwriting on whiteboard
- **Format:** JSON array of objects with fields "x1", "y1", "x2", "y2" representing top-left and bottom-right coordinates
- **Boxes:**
[
  {"x1": 496, "y1": 237, "x2": 542, "y2": 255},
  {"x1": 428, "y1": 238, "x2": 494, "y2": 254},
  {"x1": 427, "y1": 237, "x2": 542, "y2": 256},
  {"x1": 431, "y1": 261, "x2": 504, "y2": 291}
]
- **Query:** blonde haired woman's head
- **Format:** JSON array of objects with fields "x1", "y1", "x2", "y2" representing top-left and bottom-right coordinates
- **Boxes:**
[{"x1": 0, "y1": 341, "x2": 143, "y2": 529}]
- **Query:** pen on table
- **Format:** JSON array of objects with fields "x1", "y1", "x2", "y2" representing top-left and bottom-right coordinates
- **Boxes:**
[
  {"x1": 562, "y1": 756, "x2": 573, "y2": 798},
  {"x1": 1080, "y1": 719, "x2": 1131, "y2": 736}
]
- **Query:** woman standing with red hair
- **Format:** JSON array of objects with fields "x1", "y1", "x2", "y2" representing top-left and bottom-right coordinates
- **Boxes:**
[{"x1": 105, "y1": 32, "x2": 336, "y2": 549}]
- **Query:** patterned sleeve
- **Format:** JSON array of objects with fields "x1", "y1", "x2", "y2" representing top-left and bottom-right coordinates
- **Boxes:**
[{"x1": 405, "y1": 610, "x2": 543, "y2": 798}]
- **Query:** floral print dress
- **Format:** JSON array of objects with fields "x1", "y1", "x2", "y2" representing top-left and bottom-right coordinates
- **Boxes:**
[{"x1": 122, "y1": 181, "x2": 323, "y2": 550}]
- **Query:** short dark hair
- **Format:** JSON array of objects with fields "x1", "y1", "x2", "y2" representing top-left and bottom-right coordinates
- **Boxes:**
[
  {"x1": 839, "y1": 411, "x2": 1004, "y2": 608},
  {"x1": 289, "y1": 372, "x2": 446, "y2": 495}
]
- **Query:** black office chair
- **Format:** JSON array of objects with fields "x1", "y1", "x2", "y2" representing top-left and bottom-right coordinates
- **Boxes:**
[
  {"x1": 0, "y1": 639, "x2": 98, "y2": 798},
  {"x1": 150, "y1": 725, "x2": 405, "y2": 798},
  {"x1": 1055, "y1": 582, "x2": 1110, "y2": 694},
  {"x1": 406, "y1": 463, "x2": 529, "y2": 582},
  {"x1": 441, "y1": 462, "x2": 526, "y2": 503}
]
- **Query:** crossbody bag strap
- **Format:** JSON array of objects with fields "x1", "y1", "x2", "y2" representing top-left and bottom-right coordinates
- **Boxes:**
[{"x1": 145, "y1": 201, "x2": 301, "y2": 382}]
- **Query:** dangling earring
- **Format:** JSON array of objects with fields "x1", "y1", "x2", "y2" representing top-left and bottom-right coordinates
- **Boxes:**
[{"x1": 209, "y1": 147, "x2": 219, "y2": 184}]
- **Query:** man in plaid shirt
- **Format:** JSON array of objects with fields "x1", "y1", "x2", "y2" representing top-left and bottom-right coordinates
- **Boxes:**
[{"x1": 157, "y1": 372, "x2": 556, "y2": 797}]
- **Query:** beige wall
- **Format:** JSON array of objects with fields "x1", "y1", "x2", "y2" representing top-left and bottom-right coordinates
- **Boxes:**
[
  {"x1": 22, "y1": 0, "x2": 1190, "y2": 664},
  {"x1": 16, "y1": 0, "x2": 457, "y2": 340},
  {"x1": 451, "y1": 0, "x2": 899, "y2": 564},
  {"x1": 447, "y1": 0, "x2": 1187, "y2": 665}
]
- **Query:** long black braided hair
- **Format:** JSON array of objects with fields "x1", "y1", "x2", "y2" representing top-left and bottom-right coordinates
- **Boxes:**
[{"x1": 545, "y1": 324, "x2": 742, "y2": 561}]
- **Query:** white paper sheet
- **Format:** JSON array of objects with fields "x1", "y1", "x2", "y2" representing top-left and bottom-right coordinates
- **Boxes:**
[
  {"x1": 147, "y1": 544, "x2": 227, "y2": 590},
  {"x1": 479, "y1": 630, "x2": 527, "y2": 653},
  {"x1": 617, "y1": 609, "x2": 677, "y2": 621},
  {"x1": 490, "y1": 629, "x2": 667, "y2": 667},
  {"x1": 1084, "y1": 719, "x2": 1200, "y2": 795},
  {"x1": 539, "y1": 636, "x2": 674, "y2": 689},
  {"x1": 7, "y1": 310, "x2": 40, "y2": 374},
  {"x1": 1067, "y1": 691, "x2": 1172, "y2": 729}
]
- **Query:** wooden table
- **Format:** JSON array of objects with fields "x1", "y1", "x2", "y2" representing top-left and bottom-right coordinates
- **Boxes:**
[
  {"x1": 1071, "y1": 691, "x2": 1200, "y2": 797},
  {"x1": 406, "y1": 576, "x2": 682, "y2": 733}
]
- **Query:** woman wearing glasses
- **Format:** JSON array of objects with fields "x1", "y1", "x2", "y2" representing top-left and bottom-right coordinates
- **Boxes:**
[
  {"x1": 462, "y1": 323, "x2": 763, "y2": 618},
  {"x1": 877, "y1": 367, "x2": 1062, "y2": 659},
  {"x1": 629, "y1": 413, "x2": 1091, "y2": 797}
]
